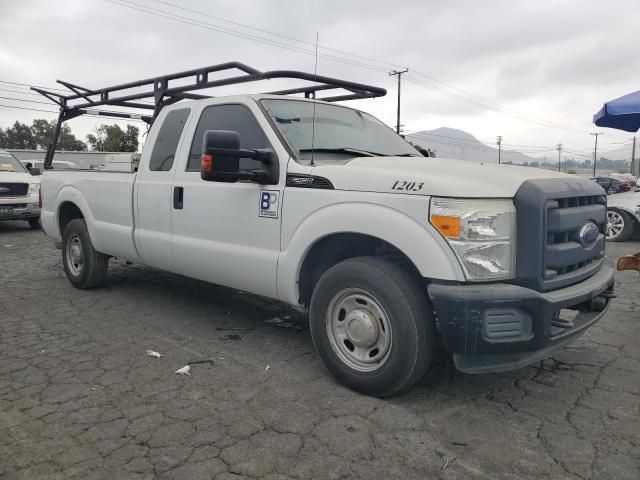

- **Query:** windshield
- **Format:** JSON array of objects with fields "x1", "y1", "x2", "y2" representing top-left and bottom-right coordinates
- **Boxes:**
[
  {"x1": 0, "y1": 153, "x2": 27, "y2": 173},
  {"x1": 262, "y1": 99, "x2": 421, "y2": 163}
]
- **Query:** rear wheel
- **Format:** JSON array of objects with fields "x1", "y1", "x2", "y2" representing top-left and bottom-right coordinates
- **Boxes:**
[
  {"x1": 62, "y1": 219, "x2": 109, "y2": 288},
  {"x1": 309, "y1": 257, "x2": 434, "y2": 397},
  {"x1": 606, "y1": 209, "x2": 634, "y2": 242},
  {"x1": 28, "y1": 218, "x2": 40, "y2": 230}
]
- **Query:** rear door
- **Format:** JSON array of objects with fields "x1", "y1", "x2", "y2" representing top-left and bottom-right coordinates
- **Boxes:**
[
  {"x1": 134, "y1": 107, "x2": 191, "y2": 271},
  {"x1": 170, "y1": 100, "x2": 286, "y2": 298}
]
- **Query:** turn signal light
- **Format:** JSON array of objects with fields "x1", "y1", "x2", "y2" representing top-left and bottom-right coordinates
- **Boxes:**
[
  {"x1": 431, "y1": 214, "x2": 461, "y2": 239},
  {"x1": 201, "y1": 154, "x2": 213, "y2": 172}
]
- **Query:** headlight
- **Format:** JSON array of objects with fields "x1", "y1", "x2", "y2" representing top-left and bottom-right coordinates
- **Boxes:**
[
  {"x1": 430, "y1": 197, "x2": 516, "y2": 281},
  {"x1": 28, "y1": 183, "x2": 40, "y2": 195}
]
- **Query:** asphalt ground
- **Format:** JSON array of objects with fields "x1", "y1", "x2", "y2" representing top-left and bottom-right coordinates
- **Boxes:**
[{"x1": 0, "y1": 220, "x2": 639, "y2": 480}]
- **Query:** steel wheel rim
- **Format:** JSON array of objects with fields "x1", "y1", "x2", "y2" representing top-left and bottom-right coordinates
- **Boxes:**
[
  {"x1": 326, "y1": 288, "x2": 392, "y2": 372},
  {"x1": 606, "y1": 211, "x2": 625, "y2": 239},
  {"x1": 66, "y1": 235, "x2": 84, "y2": 276}
]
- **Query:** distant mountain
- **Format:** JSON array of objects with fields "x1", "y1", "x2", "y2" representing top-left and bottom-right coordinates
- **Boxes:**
[{"x1": 406, "y1": 127, "x2": 544, "y2": 165}]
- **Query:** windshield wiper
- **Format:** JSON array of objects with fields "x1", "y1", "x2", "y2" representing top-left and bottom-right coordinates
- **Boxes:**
[{"x1": 298, "y1": 147, "x2": 386, "y2": 157}]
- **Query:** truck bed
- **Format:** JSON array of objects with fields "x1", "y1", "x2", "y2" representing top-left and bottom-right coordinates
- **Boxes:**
[{"x1": 40, "y1": 170, "x2": 142, "y2": 263}]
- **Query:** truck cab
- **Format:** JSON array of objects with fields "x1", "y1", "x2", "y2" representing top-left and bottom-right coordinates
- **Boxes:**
[{"x1": 35, "y1": 64, "x2": 615, "y2": 396}]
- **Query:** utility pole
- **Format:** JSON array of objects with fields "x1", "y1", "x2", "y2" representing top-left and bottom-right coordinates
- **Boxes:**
[
  {"x1": 389, "y1": 68, "x2": 408, "y2": 134},
  {"x1": 632, "y1": 136, "x2": 637, "y2": 176},
  {"x1": 556, "y1": 143, "x2": 562, "y2": 172},
  {"x1": 496, "y1": 136, "x2": 502, "y2": 164},
  {"x1": 590, "y1": 132, "x2": 602, "y2": 177}
]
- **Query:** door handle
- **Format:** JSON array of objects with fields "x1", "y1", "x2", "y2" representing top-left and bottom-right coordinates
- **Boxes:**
[{"x1": 173, "y1": 186, "x2": 184, "y2": 209}]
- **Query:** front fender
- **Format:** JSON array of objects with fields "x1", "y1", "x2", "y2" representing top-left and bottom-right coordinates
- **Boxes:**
[
  {"x1": 277, "y1": 199, "x2": 464, "y2": 305},
  {"x1": 609, "y1": 205, "x2": 640, "y2": 223}
]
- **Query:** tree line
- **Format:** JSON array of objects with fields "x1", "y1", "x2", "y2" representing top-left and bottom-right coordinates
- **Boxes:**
[{"x1": 0, "y1": 119, "x2": 139, "y2": 152}]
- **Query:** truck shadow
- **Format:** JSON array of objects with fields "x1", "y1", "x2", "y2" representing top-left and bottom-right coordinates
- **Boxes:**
[
  {"x1": 93, "y1": 257, "x2": 613, "y2": 402},
  {"x1": 0, "y1": 220, "x2": 33, "y2": 233},
  {"x1": 101, "y1": 258, "x2": 543, "y2": 396}
]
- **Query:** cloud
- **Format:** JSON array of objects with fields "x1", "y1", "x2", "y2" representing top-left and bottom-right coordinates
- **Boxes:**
[{"x1": 0, "y1": 0, "x2": 637, "y2": 151}]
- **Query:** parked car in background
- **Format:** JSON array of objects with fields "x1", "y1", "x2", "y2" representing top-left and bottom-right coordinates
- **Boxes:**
[
  {"x1": 608, "y1": 172, "x2": 640, "y2": 188},
  {"x1": 606, "y1": 191, "x2": 640, "y2": 241},
  {"x1": 0, "y1": 151, "x2": 41, "y2": 229},
  {"x1": 592, "y1": 176, "x2": 631, "y2": 195},
  {"x1": 21, "y1": 160, "x2": 79, "y2": 171}
]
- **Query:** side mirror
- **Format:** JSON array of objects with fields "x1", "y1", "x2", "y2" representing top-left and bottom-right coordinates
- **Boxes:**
[
  {"x1": 25, "y1": 162, "x2": 33, "y2": 170},
  {"x1": 200, "y1": 130, "x2": 277, "y2": 184},
  {"x1": 29, "y1": 167, "x2": 42, "y2": 176}
]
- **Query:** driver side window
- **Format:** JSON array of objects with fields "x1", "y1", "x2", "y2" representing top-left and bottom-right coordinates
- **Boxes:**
[{"x1": 187, "y1": 104, "x2": 271, "y2": 171}]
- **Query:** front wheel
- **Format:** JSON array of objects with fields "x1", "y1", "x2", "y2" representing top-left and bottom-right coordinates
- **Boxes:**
[
  {"x1": 62, "y1": 219, "x2": 109, "y2": 288},
  {"x1": 309, "y1": 257, "x2": 434, "y2": 397},
  {"x1": 606, "y1": 187, "x2": 616, "y2": 195},
  {"x1": 607, "y1": 209, "x2": 634, "y2": 242}
]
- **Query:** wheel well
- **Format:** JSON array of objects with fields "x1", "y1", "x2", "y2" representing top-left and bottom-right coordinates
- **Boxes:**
[
  {"x1": 58, "y1": 202, "x2": 84, "y2": 235},
  {"x1": 297, "y1": 233, "x2": 422, "y2": 307}
]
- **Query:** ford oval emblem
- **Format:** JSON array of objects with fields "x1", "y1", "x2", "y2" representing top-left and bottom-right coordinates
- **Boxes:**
[{"x1": 578, "y1": 222, "x2": 599, "y2": 248}]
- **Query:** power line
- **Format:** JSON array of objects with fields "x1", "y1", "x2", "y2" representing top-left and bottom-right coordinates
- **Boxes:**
[
  {"x1": 0, "y1": 79, "x2": 67, "y2": 93},
  {"x1": 0, "y1": 88, "x2": 43, "y2": 97},
  {"x1": 0, "y1": 95, "x2": 56, "y2": 106},
  {"x1": 407, "y1": 71, "x2": 590, "y2": 135},
  {"x1": 102, "y1": 0, "x2": 609, "y2": 138},
  {"x1": 0, "y1": 103, "x2": 146, "y2": 122},
  {"x1": 404, "y1": 130, "x2": 560, "y2": 154},
  {"x1": 148, "y1": 0, "x2": 403, "y2": 70},
  {"x1": 0, "y1": 103, "x2": 58, "y2": 114},
  {"x1": 103, "y1": 0, "x2": 389, "y2": 73}
]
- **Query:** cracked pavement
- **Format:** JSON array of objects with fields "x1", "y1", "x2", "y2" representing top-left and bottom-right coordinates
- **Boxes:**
[{"x1": 0, "y1": 221, "x2": 639, "y2": 479}]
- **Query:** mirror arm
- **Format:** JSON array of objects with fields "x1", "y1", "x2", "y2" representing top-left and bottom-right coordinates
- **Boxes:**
[{"x1": 207, "y1": 147, "x2": 272, "y2": 164}]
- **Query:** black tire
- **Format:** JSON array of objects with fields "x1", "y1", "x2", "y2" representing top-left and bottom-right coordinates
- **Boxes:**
[
  {"x1": 606, "y1": 209, "x2": 634, "y2": 242},
  {"x1": 28, "y1": 218, "x2": 41, "y2": 230},
  {"x1": 62, "y1": 219, "x2": 109, "y2": 288},
  {"x1": 606, "y1": 187, "x2": 616, "y2": 195},
  {"x1": 309, "y1": 257, "x2": 434, "y2": 397}
]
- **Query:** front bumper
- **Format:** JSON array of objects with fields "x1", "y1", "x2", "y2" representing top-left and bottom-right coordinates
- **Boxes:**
[
  {"x1": 427, "y1": 257, "x2": 616, "y2": 374},
  {"x1": 0, "y1": 202, "x2": 41, "y2": 221}
]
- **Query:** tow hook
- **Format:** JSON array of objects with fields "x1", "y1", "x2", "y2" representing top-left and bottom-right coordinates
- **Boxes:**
[{"x1": 591, "y1": 295, "x2": 610, "y2": 312}]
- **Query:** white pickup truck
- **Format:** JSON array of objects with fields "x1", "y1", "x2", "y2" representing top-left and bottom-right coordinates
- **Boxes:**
[
  {"x1": 0, "y1": 151, "x2": 41, "y2": 229},
  {"x1": 37, "y1": 64, "x2": 615, "y2": 396}
]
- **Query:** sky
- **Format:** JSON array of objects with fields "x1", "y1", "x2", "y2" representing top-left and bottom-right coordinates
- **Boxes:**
[{"x1": 0, "y1": 0, "x2": 639, "y2": 159}]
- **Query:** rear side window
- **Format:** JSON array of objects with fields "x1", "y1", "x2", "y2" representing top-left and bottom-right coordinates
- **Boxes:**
[
  {"x1": 149, "y1": 108, "x2": 190, "y2": 171},
  {"x1": 187, "y1": 104, "x2": 270, "y2": 171}
]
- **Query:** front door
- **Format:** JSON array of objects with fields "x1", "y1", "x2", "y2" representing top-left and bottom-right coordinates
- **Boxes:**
[
  {"x1": 134, "y1": 107, "x2": 191, "y2": 272},
  {"x1": 170, "y1": 102, "x2": 285, "y2": 298}
]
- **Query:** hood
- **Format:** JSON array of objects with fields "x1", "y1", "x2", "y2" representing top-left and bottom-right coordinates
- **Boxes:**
[
  {"x1": 310, "y1": 156, "x2": 580, "y2": 198},
  {"x1": 0, "y1": 171, "x2": 38, "y2": 184}
]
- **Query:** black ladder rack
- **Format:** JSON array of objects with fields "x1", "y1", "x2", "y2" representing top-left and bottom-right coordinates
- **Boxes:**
[{"x1": 32, "y1": 61, "x2": 387, "y2": 168}]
